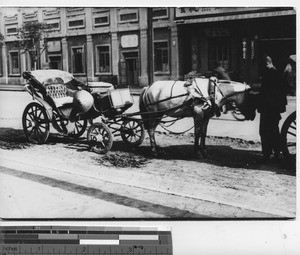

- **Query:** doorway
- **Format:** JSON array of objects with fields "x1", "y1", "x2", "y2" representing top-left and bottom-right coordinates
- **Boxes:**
[
  {"x1": 49, "y1": 55, "x2": 62, "y2": 70},
  {"x1": 121, "y1": 52, "x2": 139, "y2": 86}
]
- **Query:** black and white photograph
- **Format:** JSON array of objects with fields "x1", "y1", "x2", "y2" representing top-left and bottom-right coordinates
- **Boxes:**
[{"x1": 0, "y1": 5, "x2": 297, "y2": 221}]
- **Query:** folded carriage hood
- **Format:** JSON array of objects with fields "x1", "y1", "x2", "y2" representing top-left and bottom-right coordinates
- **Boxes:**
[{"x1": 29, "y1": 69, "x2": 75, "y2": 85}]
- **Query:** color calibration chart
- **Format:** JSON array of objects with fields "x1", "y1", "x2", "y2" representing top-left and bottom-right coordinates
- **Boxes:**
[{"x1": 0, "y1": 226, "x2": 172, "y2": 254}]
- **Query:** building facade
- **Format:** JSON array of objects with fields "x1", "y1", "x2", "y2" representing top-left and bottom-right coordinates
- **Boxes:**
[{"x1": 0, "y1": 7, "x2": 296, "y2": 88}]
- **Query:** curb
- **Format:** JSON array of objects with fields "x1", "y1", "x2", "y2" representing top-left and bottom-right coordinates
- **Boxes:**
[{"x1": 0, "y1": 85, "x2": 25, "y2": 91}]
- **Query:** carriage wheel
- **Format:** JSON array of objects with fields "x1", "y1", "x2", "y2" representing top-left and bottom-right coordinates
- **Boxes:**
[
  {"x1": 52, "y1": 111, "x2": 87, "y2": 138},
  {"x1": 121, "y1": 119, "x2": 145, "y2": 146},
  {"x1": 22, "y1": 102, "x2": 50, "y2": 144},
  {"x1": 87, "y1": 122, "x2": 113, "y2": 154},
  {"x1": 52, "y1": 111, "x2": 69, "y2": 134},
  {"x1": 230, "y1": 103, "x2": 246, "y2": 121},
  {"x1": 231, "y1": 108, "x2": 246, "y2": 121},
  {"x1": 281, "y1": 111, "x2": 296, "y2": 159},
  {"x1": 68, "y1": 119, "x2": 88, "y2": 138}
]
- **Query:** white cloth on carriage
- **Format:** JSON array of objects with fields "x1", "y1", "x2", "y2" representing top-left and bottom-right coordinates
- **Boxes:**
[{"x1": 30, "y1": 69, "x2": 74, "y2": 85}]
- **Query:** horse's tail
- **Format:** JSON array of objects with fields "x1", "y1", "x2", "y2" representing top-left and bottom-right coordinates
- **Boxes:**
[
  {"x1": 139, "y1": 87, "x2": 147, "y2": 113},
  {"x1": 139, "y1": 87, "x2": 151, "y2": 130}
]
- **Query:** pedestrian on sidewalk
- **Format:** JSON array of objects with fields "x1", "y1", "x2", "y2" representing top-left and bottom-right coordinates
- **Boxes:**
[
  {"x1": 258, "y1": 56, "x2": 287, "y2": 162},
  {"x1": 212, "y1": 61, "x2": 231, "y2": 114}
]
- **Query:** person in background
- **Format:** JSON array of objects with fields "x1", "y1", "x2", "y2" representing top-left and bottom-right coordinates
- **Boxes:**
[
  {"x1": 258, "y1": 56, "x2": 287, "y2": 162},
  {"x1": 213, "y1": 61, "x2": 231, "y2": 113},
  {"x1": 213, "y1": 61, "x2": 231, "y2": 80},
  {"x1": 283, "y1": 55, "x2": 296, "y2": 96}
]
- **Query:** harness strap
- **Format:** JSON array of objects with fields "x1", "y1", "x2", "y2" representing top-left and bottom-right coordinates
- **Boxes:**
[
  {"x1": 192, "y1": 78, "x2": 204, "y2": 97},
  {"x1": 145, "y1": 92, "x2": 189, "y2": 106},
  {"x1": 210, "y1": 78, "x2": 229, "y2": 103}
]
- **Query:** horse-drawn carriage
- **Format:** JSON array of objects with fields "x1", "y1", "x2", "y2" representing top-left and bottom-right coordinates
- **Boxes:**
[
  {"x1": 22, "y1": 69, "x2": 145, "y2": 154},
  {"x1": 22, "y1": 69, "x2": 258, "y2": 157}
]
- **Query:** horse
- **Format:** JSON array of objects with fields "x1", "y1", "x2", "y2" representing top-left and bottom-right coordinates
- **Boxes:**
[{"x1": 139, "y1": 77, "x2": 257, "y2": 158}]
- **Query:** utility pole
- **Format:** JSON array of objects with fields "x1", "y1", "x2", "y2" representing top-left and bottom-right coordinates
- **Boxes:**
[{"x1": 147, "y1": 8, "x2": 153, "y2": 85}]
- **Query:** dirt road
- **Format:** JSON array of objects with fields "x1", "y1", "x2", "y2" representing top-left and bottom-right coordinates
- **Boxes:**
[{"x1": 0, "y1": 127, "x2": 296, "y2": 219}]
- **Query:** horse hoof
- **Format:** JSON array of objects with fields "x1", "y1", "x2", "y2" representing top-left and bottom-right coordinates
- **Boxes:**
[
  {"x1": 201, "y1": 149, "x2": 208, "y2": 158},
  {"x1": 194, "y1": 151, "x2": 204, "y2": 159},
  {"x1": 150, "y1": 150, "x2": 158, "y2": 157}
]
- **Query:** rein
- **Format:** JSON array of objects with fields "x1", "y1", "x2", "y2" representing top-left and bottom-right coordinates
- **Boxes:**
[
  {"x1": 145, "y1": 92, "x2": 189, "y2": 106},
  {"x1": 210, "y1": 79, "x2": 248, "y2": 107}
]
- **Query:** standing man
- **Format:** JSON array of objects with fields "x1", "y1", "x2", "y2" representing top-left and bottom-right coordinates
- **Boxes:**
[
  {"x1": 258, "y1": 56, "x2": 287, "y2": 162},
  {"x1": 212, "y1": 61, "x2": 231, "y2": 80}
]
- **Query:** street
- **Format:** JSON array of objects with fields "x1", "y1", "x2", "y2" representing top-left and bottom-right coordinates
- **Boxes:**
[
  {"x1": 0, "y1": 90, "x2": 297, "y2": 219},
  {"x1": 0, "y1": 90, "x2": 296, "y2": 140}
]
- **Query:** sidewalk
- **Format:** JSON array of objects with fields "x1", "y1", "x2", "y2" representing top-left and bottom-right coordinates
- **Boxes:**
[{"x1": 0, "y1": 84, "x2": 25, "y2": 91}]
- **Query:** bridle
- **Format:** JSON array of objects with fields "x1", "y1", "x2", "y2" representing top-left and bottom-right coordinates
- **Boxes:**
[{"x1": 207, "y1": 78, "x2": 250, "y2": 106}]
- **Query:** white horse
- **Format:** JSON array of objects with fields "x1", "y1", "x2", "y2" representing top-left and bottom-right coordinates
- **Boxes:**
[{"x1": 139, "y1": 77, "x2": 256, "y2": 157}]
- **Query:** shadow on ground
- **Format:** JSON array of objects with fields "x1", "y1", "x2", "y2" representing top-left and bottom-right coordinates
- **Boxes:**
[
  {"x1": 0, "y1": 127, "x2": 295, "y2": 175},
  {"x1": 110, "y1": 139, "x2": 296, "y2": 175}
]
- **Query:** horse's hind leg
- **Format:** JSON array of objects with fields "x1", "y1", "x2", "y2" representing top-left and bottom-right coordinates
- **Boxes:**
[
  {"x1": 148, "y1": 126, "x2": 158, "y2": 156},
  {"x1": 193, "y1": 105, "x2": 209, "y2": 158},
  {"x1": 143, "y1": 114, "x2": 161, "y2": 156}
]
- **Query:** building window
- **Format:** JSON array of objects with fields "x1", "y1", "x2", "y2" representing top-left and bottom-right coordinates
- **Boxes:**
[
  {"x1": 72, "y1": 47, "x2": 85, "y2": 74},
  {"x1": 68, "y1": 19, "x2": 85, "y2": 29},
  {"x1": 94, "y1": 14, "x2": 109, "y2": 26},
  {"x1": 46, "y1": 21, "x2": 60, "y2": 31},
  {"x1": 96, "y1": 45, "x2": 110, "y2": 74},
  {"x1": 153, "y1": 8, "x2": 169, "y2": 19},
  {"x1": 9, "y1": 51, "x2": 20, "y2": 75},
  {"x1": 154, "y1": 41, "x2": 169, "y2": 72},
  {"x1": 208, "y1": 38, "x2": 230, "y2": 71},
  {"x1": 119, "y1": 10, "x2": 138, "y2": 23},
  {"x1": 6, "y1": 26, "x2": 18, "y2": 35},
  {"x1": 49, "y1": 55, "x2": 62, "y2": 70}
]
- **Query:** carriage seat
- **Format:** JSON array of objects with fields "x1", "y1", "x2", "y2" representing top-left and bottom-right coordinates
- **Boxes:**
[{"x1": 46, "y1": 84, "x2": 73, "y2": 107}]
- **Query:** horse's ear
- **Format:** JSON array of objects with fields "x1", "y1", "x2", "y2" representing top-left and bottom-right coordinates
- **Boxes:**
[
  {"x1": 245, "y1": 84, "x2": 251, "y2": 90},
  {"x1": 209, "y1": 77, "x2": 218, "y2": 84}
]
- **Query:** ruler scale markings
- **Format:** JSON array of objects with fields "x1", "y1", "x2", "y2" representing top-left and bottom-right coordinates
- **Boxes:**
[
  {"x1": 78, "y1": 234, "x2": 118, "y2": 240},
  {"x1": 0, "y1": 227, "x2": 172, "y2": 255},
  {"x1": 38, "y1": 234, "x2": 78, "y2": 240},
  {"x1": 119, "y1": 235, "x2": 159, "y2": 240}
]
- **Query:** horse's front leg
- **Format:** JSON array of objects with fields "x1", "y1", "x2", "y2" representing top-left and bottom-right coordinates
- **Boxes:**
[
  {"x1": 193, "y1": 106, "x2": 205, "y2": 158},
  {"x1": 199, "y1": 118, "x2": 210, "y2": 157}
]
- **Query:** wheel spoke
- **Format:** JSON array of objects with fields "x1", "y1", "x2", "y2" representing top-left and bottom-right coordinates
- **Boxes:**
[
  {"x1": 76, "y1": 122, "x2": 83, "y2": 129},
  {"x1": 75, "y1": 124, "x2": 80, "y2": 133},
  {"x1": 28, "y1": 126, "x2": 34, "y2": 137},
  {"x1": 289, "y1": 124, "x2": 296, "y2": 130},
  {"x1": 287, "y1": 142, "x2": 296, "y2": 147},
  {"x1": 287, "y1": 130, "x2": 296, "y2": 137},
  {"x1": 37, "y1": 109, "x2": 43, "y2": 119},
  {"x1": 39, "y1": 124, "x2": 47, "y2": 130}
]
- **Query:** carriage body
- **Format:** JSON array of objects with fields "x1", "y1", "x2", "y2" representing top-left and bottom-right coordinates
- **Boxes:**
[{"x1": 22, "y1": 70, "x2": 143, "y2": 153}]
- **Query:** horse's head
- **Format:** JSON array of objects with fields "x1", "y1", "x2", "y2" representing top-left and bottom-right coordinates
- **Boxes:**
[{"x1": 217, "y1": 80, "x2": 257, "y2": 120}]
